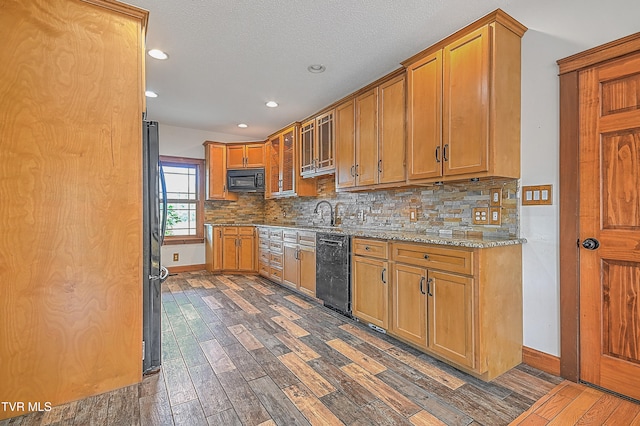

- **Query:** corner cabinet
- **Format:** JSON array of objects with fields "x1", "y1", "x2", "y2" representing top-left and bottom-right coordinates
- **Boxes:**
[
  {"x1": 300, "y1": 110, "x2": 335, "y2": 178},
  {"x1": 204, "y1": 141, "x2": 238, "y2": 201},
  {"x1": 405, "y1": 12, "x2": 526, "y2": 183},
  {"x1": 266, "y1": 125, "x2": 317, "y2": 199},
  {"x1": 335, "y1": 73, "x2": 406, "y2": 191}
]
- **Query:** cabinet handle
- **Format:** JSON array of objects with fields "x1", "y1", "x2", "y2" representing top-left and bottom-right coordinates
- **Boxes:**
[
  {"x1": 378, "y1": 159, "x2": 382, "y2": 174},
  {"x1": 295, "y1": 249, "x2": 300, "y2": 260},
  {"x1": 443, "y1": 144, "x2": 449, "y2": 162},
  {"x1": 355, "y1": 164, "x2": 359, "y2": 177},
  {"x1": 419, "y1": 276, "x2": 426, "y2": 295},
  {"x1": 423, "y1": 254, "x2": 429, "y2": 260},
  {"x1": 381, "y1": 268, "x2": 387, "y2": 284},
  {"x1": 350, "y1": 165, "x2": 355, "y2": 177},
  {"x1": 223, "y1": 184, "x2": 227, "y2": 194},
  {"x1": 365, "y1": 246, "x2": 370, "y2": 251},
  {"x1": 219, "y1": 230, "x2": 222, "y2": 238},
  {"x1": 435, "y1": 146, "x2": 441, "y2": 163},
  {"x1": 427, "y1": 278, "x2": 434, "y2": 297}
]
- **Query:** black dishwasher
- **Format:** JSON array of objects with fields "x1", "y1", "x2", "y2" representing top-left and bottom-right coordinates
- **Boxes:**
[{"x1": 315, "y1": 233, "x2": 351, "y2": 316}]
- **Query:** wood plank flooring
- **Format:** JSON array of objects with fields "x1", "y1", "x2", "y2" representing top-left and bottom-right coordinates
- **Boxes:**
[{"x1": 2, "y1": 271, "x2": 638, "y2": 425}]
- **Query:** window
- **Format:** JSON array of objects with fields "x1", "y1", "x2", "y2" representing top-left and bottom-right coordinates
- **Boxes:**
[{"x1": 160, "y1": 156, "x2": 205, "y2": 245}]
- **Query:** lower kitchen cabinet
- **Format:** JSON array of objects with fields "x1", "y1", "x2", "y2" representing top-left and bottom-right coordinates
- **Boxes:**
[
  {"x1": 219, "y1": 226, "x2": 255, "y2": 272},
  {"x1": 390, "y1": 263, "x2": 427, "y2": 347},
  {"x1": 352, "y1": 240, "x2": 389, "y2": 330},
  {"x1": 205, "y1": 225, "x2": 223, "y2": 272},
  {"x1": 427, "y1": 270, "x2": 474, "y2": 369}
]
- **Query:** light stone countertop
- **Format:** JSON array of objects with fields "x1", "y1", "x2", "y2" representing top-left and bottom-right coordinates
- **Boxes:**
[{"x1": 205, "y1": 223, "x2": 526, "y2": 248}]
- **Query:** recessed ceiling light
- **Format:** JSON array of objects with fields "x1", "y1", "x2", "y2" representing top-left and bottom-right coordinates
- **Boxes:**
[
  {"x1": 237, "y1": 123, "x2": 248, "y2": 128},
  {"x1": 145, "y1": 90, "x2": 158, "y2": 98},
  {"x1": 307, "y1": 64, "x2": 326, "y2": 73},
  {"x1": 148, "y1": 49, "x2": 168, "y2": 60},
  {"x1": 265, "y1": 101, "x2": 278, "y2": 108}
]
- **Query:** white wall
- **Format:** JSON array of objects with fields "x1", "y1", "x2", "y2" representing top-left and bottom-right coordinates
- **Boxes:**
[
  {"x1": 160, "y1": 0, "x2": 640, "y2": 357},
  {"x1": 158, "y1": 124, "x2": 259, "y2": 267}
]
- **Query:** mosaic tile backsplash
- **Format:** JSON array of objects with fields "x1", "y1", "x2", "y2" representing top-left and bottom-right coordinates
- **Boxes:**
[{"x1": 206, "y1": 175, "x2": 520, "y2": 238}]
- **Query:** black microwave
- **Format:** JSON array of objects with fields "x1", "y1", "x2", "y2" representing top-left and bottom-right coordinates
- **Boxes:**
[{"x1": 227, "y1": 168, "x2": 265, "y2": 192}]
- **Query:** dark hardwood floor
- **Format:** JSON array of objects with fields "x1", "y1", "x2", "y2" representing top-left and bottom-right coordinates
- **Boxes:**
[{"x1": 2, "y1": 271, "x2": 637, "y2": 425}]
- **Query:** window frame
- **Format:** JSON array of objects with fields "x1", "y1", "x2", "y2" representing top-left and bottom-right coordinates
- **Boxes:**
[{"x1": 159, "y1": 155, "x2": 205, "y2": 245}]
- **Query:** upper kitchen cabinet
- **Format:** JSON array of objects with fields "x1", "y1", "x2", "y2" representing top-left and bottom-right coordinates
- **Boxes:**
[
  {"x1": 227, "y1": 142, "x2": 265, "y2": 169},
  {"x1": 300, "y1": 110, "x2": 335, "y2": 178},
  {"x1": 266, "y1": 125, "x2": 317, "y2": 199},
  {"x1": 336, "y1": 72, "x2": 406, "y2": 191},
  {"x1": 405, "y1": 10, "x2": 526, "y2": 183},
  {"x1": 203, "y1": 141, "x2": 238, "y2": 201}
]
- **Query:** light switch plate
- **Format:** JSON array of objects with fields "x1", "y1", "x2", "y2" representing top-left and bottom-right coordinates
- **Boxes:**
[
  {"x1": 490, "y1": 188, "x2": 502, "y2": 206},
  {"x1": 522, "y1": 184, "x2": 553, "y2": 205},
  {"x1": 409, "y1": 208, "x2": 417, "y2": 222},
  {"x1": 472, "y1": 207, "x2": 489, "y2": 224}
]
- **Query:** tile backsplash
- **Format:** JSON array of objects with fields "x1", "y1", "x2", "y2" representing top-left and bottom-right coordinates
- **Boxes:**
[{"x1": 206, "y1": 175, "x2": 520, "y2": 238}]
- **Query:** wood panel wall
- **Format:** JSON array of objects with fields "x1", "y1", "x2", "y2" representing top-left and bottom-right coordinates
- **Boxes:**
[{"x1": 0, "y1": 0, "x2": 148, "y2": 420}]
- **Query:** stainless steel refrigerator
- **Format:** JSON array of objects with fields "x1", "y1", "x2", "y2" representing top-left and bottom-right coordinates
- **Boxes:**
[{"x1": 142, "y1": 120, "x2": 168, "y2": 373}]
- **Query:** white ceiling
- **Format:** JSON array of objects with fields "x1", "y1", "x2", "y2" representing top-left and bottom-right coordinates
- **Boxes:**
[{"x1": 127, "y1": 0, "x2": 639, "y2": 141}]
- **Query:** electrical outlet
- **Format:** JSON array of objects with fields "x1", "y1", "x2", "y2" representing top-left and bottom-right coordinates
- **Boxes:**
[
  {"x1": 173, "y1": 253, "x2": 179, "y2": 262},
  {"x1": 472, "y1": 207, "x2": 489, "y2": 224},
  {"x1": 489, "y1": 207, "x2": 501, "y2": 225},
  {"x1": 357, "y1": 210, "x2": 365, "y2": 221},
  {"x1": 409, "y1": 208, "x2": 417, "y2": 222}
]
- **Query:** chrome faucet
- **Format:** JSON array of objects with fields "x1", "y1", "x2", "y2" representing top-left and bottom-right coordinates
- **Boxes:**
[{"x1": 313, "y1": 200, "x2": 335, "y2": 226}]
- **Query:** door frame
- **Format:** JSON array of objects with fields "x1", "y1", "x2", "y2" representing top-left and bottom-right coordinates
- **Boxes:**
[{"x1": 557, "y1": 32, "x2": 640, "y2": 381}]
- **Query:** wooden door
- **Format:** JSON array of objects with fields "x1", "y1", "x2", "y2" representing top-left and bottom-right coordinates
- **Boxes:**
[
  {"x1": 222, "y1": 234, "x2": 238, "y2": 270},
  {"x1": 579, "y1": 53, "x2": 640, "y2": 400},
  {"x1": 298, "y1": 245, "x2": 316, "y2": 297},
  {"x1": 283, "y1": 243, "x2": 299, "y2": 290},
  {"x1": 300, "y1": 120, "x2": 315, "y2": 175},
  {"x1": 226, "y1": 144, "x2": 246, "y2": 168},
  {"x1": 244, "y1": 143, "x2": 265, "y2": 168},
  {"x1": 427, "y1": 270, "x2": 475, "y2": 368},
  {"x1": 443, "y1": 25, "x2": 489, "y2": 177},
  {"x1": 335, "y1": 100, "x2": 356, "y2": 189},
  {"x1": 407, "y1": 51, "x2": 443, "y2": 181},
  {"x1": 237, "y1": 234, "x2": 254, "y2": 272},
  {"x1": 205, "y1": 143, "x2": 237, "y2": 201},
  {"x1": 352, "y1": 256, "x2": 388, "y2": 329},
  {"x1": 355, "y1": 88, "x2": 379, "y2": 186},
  {"x1": 391, "y1": 264, "x2": 427, "y2": 347},
  {"x1": 378, "y1": 74, "x2": 406, "y2": 184}
]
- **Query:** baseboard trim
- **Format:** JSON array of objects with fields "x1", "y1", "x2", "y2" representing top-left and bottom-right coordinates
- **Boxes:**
[
  {"x1": 166, "y1": 264, "x2": 206, "y2": 273},
  {"x1": 523, "y1": 346, "x2": 561, "y2": 376}
]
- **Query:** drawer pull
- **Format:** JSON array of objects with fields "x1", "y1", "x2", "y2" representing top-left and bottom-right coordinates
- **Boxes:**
[
  {"x1": 365, "y1": 246, "x2": 371, "y2": 251},
  {"x1": 381, "y1": 268, "x2": 387, "y2": 284},
  {"x1": 423, "y1": 254, "x2": 429, "y2": 260}
]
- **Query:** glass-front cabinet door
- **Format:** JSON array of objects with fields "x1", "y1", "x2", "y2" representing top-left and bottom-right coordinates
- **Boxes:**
[
  {"x1": 268, "y1": 135, "x2": 281, "y2": 198},
  {"x1": 300, "y1": 120, "x2": 315, "y2": 176},
  {"x1": 281, "y1": 128, "x2": 295, "y2": 194},
  {"x1": 316, "y1": 110, "x2": 334, "y2": 174}
]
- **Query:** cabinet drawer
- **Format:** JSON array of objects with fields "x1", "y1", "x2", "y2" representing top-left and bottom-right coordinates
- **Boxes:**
[
  {"x1": 298, "y1": 231, "x2": 316, "y2": 247},
  {"x1": 222, "y1": 227, "x2": 238, "y2": 236},
  {"x1": 391, "y1": 242, "x2": 473, "y2": 275},
  {"x1": 283, "y1": 229, "x2": 298, "y2": 243},
  {"x1": 259, "y1": 262, "x2": 270, "y2": 277},
  {"x1": 258, "y1": 238, "x2": 269, "y2": 250},
  {"x1": 270, "y1": 253, "x2": 283, "y2": 268},
  {"x1": 269, "y1": 229, "x2": 283, "y2": 240},
  {"x1": 257, "y1": 228, "x2": 269, "y2": 239},
  {"x1": 352, "y1": 238, "x2": 388, "y2": 259},
  {"x1": 238, "y1": 226, "x2": 254, "y2": 236},
  {"x1": 259, "y1": 250, "x2": 269, "y2": 264},
  {"x1": 270, "y1": 267, "x2": 283, "y2": 283},
  {"x1": 269, "y1": 241, "x2": 283, "y2": 253}
]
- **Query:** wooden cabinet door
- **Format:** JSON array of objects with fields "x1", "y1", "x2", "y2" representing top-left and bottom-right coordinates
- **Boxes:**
[
  {"x1": 316, "y1": 111, "x2": 335, "y2": 174},
  {"x1": 407, "y1": 51, "x2": 443, "y2": 181},
  {"x1": 267, "y1": 136, "x2": 281, "y2": 198},
  {"x1": 378, "y1": 74, "x2": 406, "y2": 184},
  {"x1": 226, "y1": 145, "x2": 246, "y2": 169},
  {"x1": 281, "y1": 128, "x2": 296, "y2": 195},
  {"x1": 300, "y1": 120, "x2": 315, "y2": 176},
  {"x1": 205, "y1": 143, "x2": 238, "y2": 201},
  {"x1": 443, "y1": 26, "x2": 489, "y2": 177},
  {"x1": 335, "y1": 100, "x2": 356, "y2": 189},
  {"x1": 355, "y1": 88, "x2": 379, "y2": 186},
  {"x1": 222, "y1": 234, "x2": 238, "y2": 270},
  {"x1": 427, "y1": 270, "x2": 475, "y2": 368},
  {"x1": 213, "y1": 227, "x2": 223, "y2": 271},
  {"x1": 244, "y1": 143, "x2": 265, "y2": 168},
  {"x1": 352, "y1": 256, "x2": 388, "y2": 329},
  {"x1": 283, "y1": 243, "x2": 298, "y2": 289},
  {"x1": 391, "y1": 264, "x2": 427, "y2": 348},
  {"x1": 237, "y1": 234, "x2": 254, "y2": 271},
  {"x1": 298, "y1": 245, "x2": 316, "y2": 297}
]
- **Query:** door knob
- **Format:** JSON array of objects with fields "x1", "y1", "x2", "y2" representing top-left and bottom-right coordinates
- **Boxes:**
[{"x1": 581, "y1": 238, "x2": 600, "y2": 250}]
